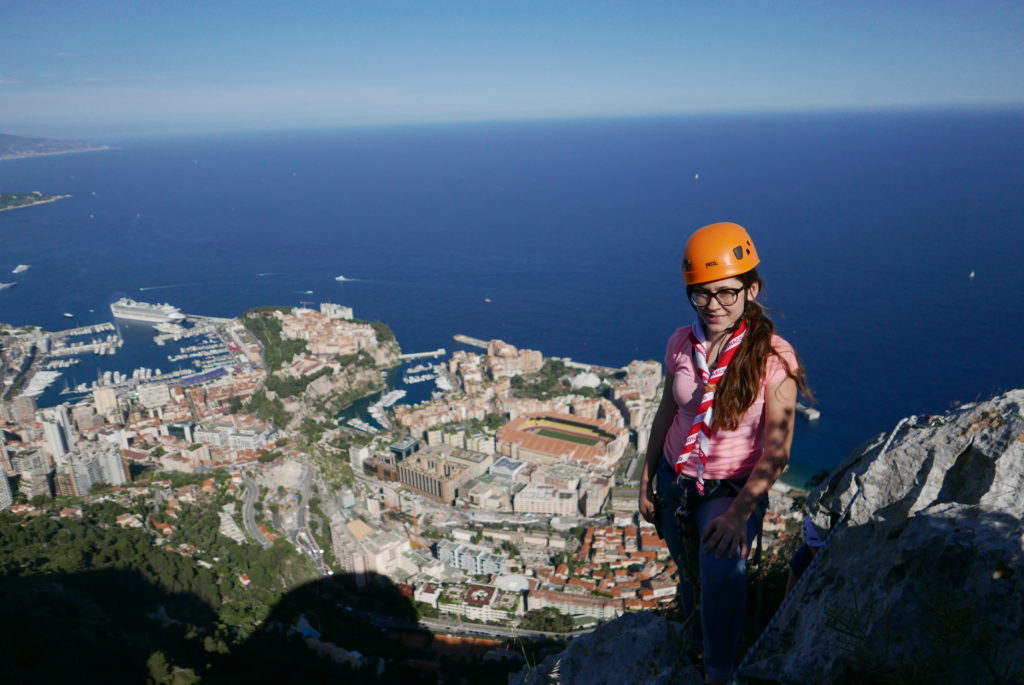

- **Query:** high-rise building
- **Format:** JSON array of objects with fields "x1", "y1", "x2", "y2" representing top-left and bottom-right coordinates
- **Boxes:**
[
  {"x1": 93, "y1": 387, "x2": 119, "y2": 415},
  {"x1": 0, "y1": 474, "x2": 13, "y2": 511},
  {"x1": 12, "y1": 449, "x2": 47, "y2": 474},
  {"x1": 436, "y1": 540, "x2": 507, "y2": 575},
  {"x1": 137, "y1": 383, "x2": 171, "y2": 409},
  {"x1": 349, "y1": 444, "x2": 370, "y2": 470},
  {"x1": 11, "y1": 396, "x2": 37, "y2": 424},
  {"x1": 54, "y1": 404, "x2": 72, "y2": 436},
  {"x1": 63, "y1": 453, "x2": 102, "y2": 496},
  {"x1": 43, "y1": 421, "x2": 69, "y2": 465},
  {"x1": 17, "y1": 468, "x2": 53, "y2": 499},
  {"x1": 165, "y1": 421, "x2": 195, "y2": 443},
  {"x1": 97, "y1": 446, "x2": 129, "y2": 486},
  {"x1": 55, "y1": 446, "x2": 130, "y2": 497},
  {"x1": 54, "y1": 470, "x2": 77, "y2": 498},
  {"x1": 71, "y1": 404, "x2": 97, "y2": 429},
  {"x1": 0, "y1": 445, "x2": 14, "y2": 478}
]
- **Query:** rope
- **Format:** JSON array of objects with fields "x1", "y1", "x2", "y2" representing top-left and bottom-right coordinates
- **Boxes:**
[{"x1": 732, "y1": 417, "x2": 909, "y2": 681}]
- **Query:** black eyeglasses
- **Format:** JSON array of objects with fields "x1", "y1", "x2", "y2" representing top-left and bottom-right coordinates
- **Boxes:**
[{"x1": 688, "y1": 287, "x2": 744, "y2": 307}]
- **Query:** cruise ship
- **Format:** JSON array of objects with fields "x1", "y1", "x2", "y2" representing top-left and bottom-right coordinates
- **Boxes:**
[{"x1": 110, "y1": 297, "x2": 185, "y2": 324}]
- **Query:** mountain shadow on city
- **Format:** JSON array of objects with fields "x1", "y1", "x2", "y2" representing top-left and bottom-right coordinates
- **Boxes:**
[{"x1": 0, "y1": 567, "x2": 521, "y2": 684}]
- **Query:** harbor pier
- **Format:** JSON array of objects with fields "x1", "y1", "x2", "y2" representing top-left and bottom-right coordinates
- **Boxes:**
[
  {"x1": 452, "y1": 334, "x2": 488, "y2": 349},
  {"x1": 399, "y1": 348, "x2": 446, "y2": 360}
]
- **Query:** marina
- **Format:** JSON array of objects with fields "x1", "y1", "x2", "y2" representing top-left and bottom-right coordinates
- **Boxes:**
[
  {"x1": 44, "y1": 358, "x2": 80, "y2": 370},
  {"x1": 153, "y1": 321, "x2": 218, "y2": 346},
  {"x1": 49, "y1": 334, "x2": 123, "y2": 357},
  {"x1": 167, "y1": 343, "x2": 228, "y2": 362},
  {"x1": 380, "y1": 389, "x2": 407, "y2": 407},
  {"x1": 347, "y1": 418, "x2": 379, "y2": 434},
  {"x1": 365, "y1": 389, "x2": 407, "y2": 430},
  {"x1": 60, "y1": 366, "x2": 204, "y2": 396},
  {"x1": 52, "y1": 322, "x2": 117, "y2": 337},
  {"x1": 13, "y1": 305, "x2": 254, "y2": 408},
  {"x1": 22, "y1": 370, "x2": 62, "y2": 397},
  {"x1": 434, "y1": 373, "x2": 454, "y2": 392},
  {"x1": 404, "y1": 363, "x2": 434, "y2": 374}
]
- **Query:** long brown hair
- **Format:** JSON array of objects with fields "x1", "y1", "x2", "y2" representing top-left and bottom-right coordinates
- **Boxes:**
[{"x1": 707, "y1": 269, "x2": 812, "y2": 431}]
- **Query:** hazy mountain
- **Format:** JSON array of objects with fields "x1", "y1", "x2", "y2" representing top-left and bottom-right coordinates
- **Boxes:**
[{"x1": 0, "y1": 132, "x2": 110, "y2": 160}]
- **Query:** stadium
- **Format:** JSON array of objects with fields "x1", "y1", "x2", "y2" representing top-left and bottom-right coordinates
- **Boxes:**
[{"x1": 496, "y1": 412, "x2": 627, "y2": 470}]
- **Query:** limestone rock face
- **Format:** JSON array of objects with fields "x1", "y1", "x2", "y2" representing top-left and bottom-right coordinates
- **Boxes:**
[
  {"x1": 509, "y1": 612, "x2": 702, "y2": 685},
  {"x1": 368, "y1": 339, "x2": 400, "y2": 368},
  {"x1": 305, "y1": 366, "x2": 380, "y2": 401},
  {"x1": 739, "y1": 389, "x2": 1024, "y2": 684}
]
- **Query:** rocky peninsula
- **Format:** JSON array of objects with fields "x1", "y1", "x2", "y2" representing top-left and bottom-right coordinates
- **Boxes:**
[{"x1": 0, "y1": 192, "x2": 72, "y2": 212}]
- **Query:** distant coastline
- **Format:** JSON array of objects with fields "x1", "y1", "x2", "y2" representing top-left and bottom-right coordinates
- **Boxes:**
[
  {"x1": 0, "y1": 193, "x2": 73, "y2": 212},
  {"x1": 0, "y1": 145, "x2": 112, "y2": 161}
]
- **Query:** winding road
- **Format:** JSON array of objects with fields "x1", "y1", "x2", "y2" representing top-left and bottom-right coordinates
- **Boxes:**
[{"x1": 241, "y1": 475, "x2": 272, "y2": 549}]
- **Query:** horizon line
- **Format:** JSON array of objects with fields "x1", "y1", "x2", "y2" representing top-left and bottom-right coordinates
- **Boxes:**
[{"x1": 6, "y1": 101, "x2": 1024, "y2": 143}]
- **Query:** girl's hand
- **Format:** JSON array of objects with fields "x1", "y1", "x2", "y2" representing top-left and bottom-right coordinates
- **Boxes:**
[
  {"x1": 638, "y1": 487, "x2": 657, "y2": 524},
  {"x1": 702, "y1": 508, "x2": 750, "y2": 559}
]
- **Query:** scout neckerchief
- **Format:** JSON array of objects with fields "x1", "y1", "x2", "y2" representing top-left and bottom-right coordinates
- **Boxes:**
[{"x1": 674, "y1": 317, "x2": 747, "y2": 495}]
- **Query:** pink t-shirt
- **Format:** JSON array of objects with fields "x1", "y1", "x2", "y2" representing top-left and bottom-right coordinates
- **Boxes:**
[{"x1": 663, "y1": 326, "x2": 799, "y2": 480}]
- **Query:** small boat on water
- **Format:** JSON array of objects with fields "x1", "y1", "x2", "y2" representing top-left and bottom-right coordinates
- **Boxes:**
[
  {"x1": 335, "y1": 275, "x2": 347, "y2": 281},
  {"x1": 63, "y1": 312, "x2": 74, "y2": 318},
  {"x1": 0, "y1": 282, "x2": 15, "y2": 291},
  {"x1": 12, "y1": 264, "x2": 30, "y2": 274}
]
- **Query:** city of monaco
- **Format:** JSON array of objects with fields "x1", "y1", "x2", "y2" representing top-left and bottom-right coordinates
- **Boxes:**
[
  {"x1": 4, "y1": 2, "x2": 1024, "y2": 684},
  {"x1": 1, "y1": 292, "x2": 815, "y2": 680}
]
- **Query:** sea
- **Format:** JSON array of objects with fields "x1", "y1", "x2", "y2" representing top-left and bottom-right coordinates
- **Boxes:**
[{"x1": 2, "y1": 109, "x2": 1023, "y2": 486}]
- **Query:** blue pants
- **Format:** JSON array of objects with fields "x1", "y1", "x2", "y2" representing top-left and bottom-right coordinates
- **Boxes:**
[{"x1": 656, "y1": 460, "x2": 761, "y2": 682}]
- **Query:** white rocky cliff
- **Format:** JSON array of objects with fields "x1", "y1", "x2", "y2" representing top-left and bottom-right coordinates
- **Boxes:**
[{"x1": 740, "y1": 388, "x2": 1024, "y2": 683}]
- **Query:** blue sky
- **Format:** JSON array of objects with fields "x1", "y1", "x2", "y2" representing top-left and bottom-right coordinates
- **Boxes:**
[{"x1": 2, "y1": 1, "x2": 1023, "y2": 137}]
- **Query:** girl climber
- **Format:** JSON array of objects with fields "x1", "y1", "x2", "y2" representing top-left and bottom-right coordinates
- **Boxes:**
[{"x1": 638, "y1": 221, "x2": 810, "y2": 684}]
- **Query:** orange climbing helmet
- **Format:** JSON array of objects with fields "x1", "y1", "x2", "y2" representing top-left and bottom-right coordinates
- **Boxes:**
[{"x1": 681, "y1": 221, "x2": 760, "y2": 285}]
